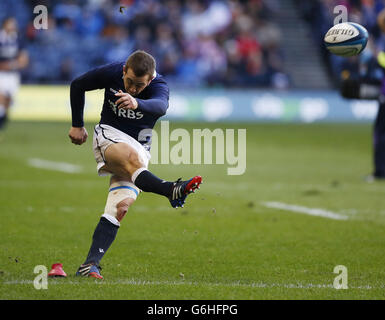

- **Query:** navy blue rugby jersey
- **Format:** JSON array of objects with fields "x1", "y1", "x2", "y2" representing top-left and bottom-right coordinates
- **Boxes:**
[
  {"x1": 0, "y1": 29, "x2": 21, "y2": 62},
  {"x1": 70, "y1": 61, "x2": 169, "y2": 149}
]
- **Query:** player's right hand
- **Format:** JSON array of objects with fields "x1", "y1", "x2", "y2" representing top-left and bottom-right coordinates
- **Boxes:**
[{"x1": 69, "y1": 127, "x2": 88, "y2": 145}]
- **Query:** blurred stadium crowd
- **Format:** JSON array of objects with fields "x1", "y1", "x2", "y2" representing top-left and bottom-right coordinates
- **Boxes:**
[
  {"x1": 0, "y1": 0, "x2": 287, "y2": 88},
  {"x1": 3, "y1": 0, "x2": 385, "y2": 89},
  {"x1": 298, "y1": 0, "x2": 385, "y2": 83}
]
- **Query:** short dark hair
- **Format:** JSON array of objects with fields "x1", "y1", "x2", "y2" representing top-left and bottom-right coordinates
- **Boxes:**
[{"x1": 125, "y1": 50, "x2": 156, "y2": 78}]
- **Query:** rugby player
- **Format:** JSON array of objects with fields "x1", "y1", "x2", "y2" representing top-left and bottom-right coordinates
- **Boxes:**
[
  {"x1": 0, "y1": 17, "x2": 28, "y2": 130},
  {"x1": 341, "y1": 9, "x2": 385, "y2": 181},
  {"x1": 68, "y1": 50, "x2": 202, "y2": 279}
]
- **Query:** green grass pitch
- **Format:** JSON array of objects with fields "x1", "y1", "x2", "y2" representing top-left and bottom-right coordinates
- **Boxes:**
[{"x1": 0, "y1": 121, "x2": 385, "y2": 299}]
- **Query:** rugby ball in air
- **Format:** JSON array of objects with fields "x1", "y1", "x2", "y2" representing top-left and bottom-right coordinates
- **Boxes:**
[{"x1": 324, "y1": 22, "x2": 368, "y2": 57}]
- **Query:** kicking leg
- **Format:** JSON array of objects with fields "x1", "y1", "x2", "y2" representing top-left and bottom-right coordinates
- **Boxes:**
[
  {"x1": 76, "y1": 175, "x2": 137, "y2": 279},
  {"x1": 103, "y1": 142, "x2": 202, "y2": 208}
]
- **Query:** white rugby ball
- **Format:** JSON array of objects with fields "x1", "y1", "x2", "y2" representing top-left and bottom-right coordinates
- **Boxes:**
[{"x1": 324, "y1": 22, "x2": 368, "y2": 57}]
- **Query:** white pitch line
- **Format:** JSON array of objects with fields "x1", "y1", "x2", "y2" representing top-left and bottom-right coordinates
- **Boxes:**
[
  {"x1": 28, "y1": 158, "x2": 82, "y2": 174},
  {"x1": 2, "y1": 279, "x2": 380, "y2": 290},
  {"x1": 262, "y1": 201, "x2": 349, "y2": 221}
]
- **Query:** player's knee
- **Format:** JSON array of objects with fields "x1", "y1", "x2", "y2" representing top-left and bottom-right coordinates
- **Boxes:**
[
  {"x1": 127, "y1": 151, "x2": 145, "y2": 171},
  {"x1": 119, "y1": 152, "x2": 145, "y2": 179}
]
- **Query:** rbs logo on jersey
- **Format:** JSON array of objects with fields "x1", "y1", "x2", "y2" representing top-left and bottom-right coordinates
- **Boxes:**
[{"x1": 108, "y1": 99, "x2": 143, "y2": 120}]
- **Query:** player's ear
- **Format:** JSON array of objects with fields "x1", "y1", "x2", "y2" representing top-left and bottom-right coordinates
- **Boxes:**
[
  {"x1": 147, "y1": 74, "x2": 155, "y2": 86},
  {"x1": 122, "y1": 65, "x2": 127, "y2": 76}
]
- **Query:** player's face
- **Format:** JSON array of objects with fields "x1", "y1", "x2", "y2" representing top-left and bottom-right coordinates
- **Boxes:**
[
  {"x1": 122, "y1": 67, "x2": 152, "y2": 96},
  {"x1": 3, "y1": 18, "x2": 17, "y2": 33}
]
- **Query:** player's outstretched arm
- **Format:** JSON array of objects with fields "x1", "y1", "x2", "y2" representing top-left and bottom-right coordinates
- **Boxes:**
[
  {"x1": 69, "y1": 64, "x2": 111, "y2": 145},
  {"x1": 70, "y1": 64, "x2": 111, "y2": 129}
]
